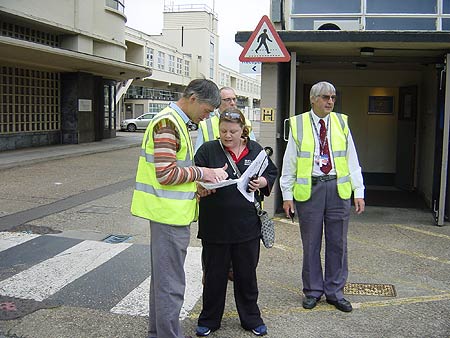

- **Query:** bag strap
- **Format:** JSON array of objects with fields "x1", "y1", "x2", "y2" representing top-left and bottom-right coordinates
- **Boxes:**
[{"x1": 219, "y1": 140, "x2": 242, "y2": 177}]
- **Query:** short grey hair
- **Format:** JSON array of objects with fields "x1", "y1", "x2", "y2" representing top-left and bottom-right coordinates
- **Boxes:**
[
  {"x1": 219, "y1": 86, "x2": 235, "y2": 94},
  {"x1": 310, "y1": 81, "x2": 336, "y2": 103},
  {"x1": 183, "y1": 79, "x2": 221, "y2": 108}
]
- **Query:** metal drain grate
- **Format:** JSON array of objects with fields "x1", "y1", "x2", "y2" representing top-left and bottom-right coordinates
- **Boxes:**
[
  {"x1": 344, "y1": 283, "x2": 396, "y2": 297},
  {"x1": 102, "y1": 234, "x2": 132, "y2": 244}
]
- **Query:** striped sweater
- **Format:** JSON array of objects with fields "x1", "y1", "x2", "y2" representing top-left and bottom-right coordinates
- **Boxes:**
[{"x1": 153, "y1": 118, "x2": 203, "y2": 185}]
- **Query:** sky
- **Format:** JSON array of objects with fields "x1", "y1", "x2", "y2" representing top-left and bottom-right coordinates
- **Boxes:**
[{"x1": 124, "y1": 0, "x2": 271, "y2": 72}]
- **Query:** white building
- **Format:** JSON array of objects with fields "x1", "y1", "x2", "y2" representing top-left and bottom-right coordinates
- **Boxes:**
[
  {"x1": 0, "y1": 1, "x2": 261, "y2": 150},
  {"x1": 0, "y1": 0, "x2": 150, "y2": 149},
  {"x1": 119, "y1": 4, "x2": 261, "y2": 124}
]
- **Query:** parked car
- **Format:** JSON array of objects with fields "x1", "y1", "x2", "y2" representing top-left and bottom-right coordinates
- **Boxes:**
[{"x1": 120, "y1": 113, "x2": 156, "y2": 131}]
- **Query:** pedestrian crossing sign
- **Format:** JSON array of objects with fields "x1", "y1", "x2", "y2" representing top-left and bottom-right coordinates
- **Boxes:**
[{"x1": 239, "y1": 15, "x2": 290, "y2": 63}]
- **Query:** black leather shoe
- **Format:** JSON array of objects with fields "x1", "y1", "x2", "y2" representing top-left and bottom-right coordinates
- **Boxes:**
[
  {"x1": 302, "y1": 296, "x2": 320, "y2": 309},
  {"x1": 326, "y1": 298, "x2": 353, "y2": 312}
]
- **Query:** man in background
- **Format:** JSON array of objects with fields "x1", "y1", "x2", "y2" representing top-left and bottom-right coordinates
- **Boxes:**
[
  {"x1": 195, "y1": 87, "x2": 256, "y2": 153},
  {"x1": 280, "y1": 81, "x2": 365, "y2": 313}
]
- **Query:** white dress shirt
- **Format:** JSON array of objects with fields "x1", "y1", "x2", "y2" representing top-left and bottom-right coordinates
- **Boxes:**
[{"x1": 280, "y1": 110, "x2": 365, "y2": 200}]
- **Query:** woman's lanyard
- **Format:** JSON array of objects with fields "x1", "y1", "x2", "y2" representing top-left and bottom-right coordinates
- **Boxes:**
[{"x1": 310, "y1": 113, "x2": 329, "y2": 155}]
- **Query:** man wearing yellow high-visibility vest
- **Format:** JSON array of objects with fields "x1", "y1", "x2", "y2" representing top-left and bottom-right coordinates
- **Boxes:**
[
  {"x1": 280, "y1": 81, "x2": 365, "y2": 314},
  {"x1": 131, "y1": 79, "x2": 229, "y2": 338},
  {"x1": 195, "y1": 87, "x2": 256, "y2": 153}
]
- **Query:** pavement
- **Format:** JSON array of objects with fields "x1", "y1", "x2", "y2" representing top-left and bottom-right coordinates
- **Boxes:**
[
  {"x1": 0, "y1": 131, "x2": 449, "y2": 338},
  {"x1": 0, "y1": 131, "x2": 144, "y2": 171}
]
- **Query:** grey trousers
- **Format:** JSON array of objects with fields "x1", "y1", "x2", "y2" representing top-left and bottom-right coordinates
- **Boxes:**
[
  {"x1": 296, "y1": 179, "x2": 351, "y2": 301},
  {"x1": 148, "y1": 220, "x2": 190, "y2": 338}
]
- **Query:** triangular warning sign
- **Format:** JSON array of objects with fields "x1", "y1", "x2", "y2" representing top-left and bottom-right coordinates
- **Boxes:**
[{"x1": 239, "y1": 15, "x2": 290, "y2": 63}]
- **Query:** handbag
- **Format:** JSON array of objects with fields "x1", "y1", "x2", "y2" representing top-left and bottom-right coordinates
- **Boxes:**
[{"x1": 219, "y1": 142, "x2": 275, "y2": 248}]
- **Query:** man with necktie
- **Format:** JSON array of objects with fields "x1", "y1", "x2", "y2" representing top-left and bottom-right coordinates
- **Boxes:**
[{"x1": 280, "y1": 81, "x2": 365, "y2": 313}]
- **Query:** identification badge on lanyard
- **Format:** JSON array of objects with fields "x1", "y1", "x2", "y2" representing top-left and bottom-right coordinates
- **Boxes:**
[
  {"x1": 319, "y1": 154, "x2": 329, "y2": 167},
  {"x1": 315, "y1": 154, "x2": 329, "y2": 167}
]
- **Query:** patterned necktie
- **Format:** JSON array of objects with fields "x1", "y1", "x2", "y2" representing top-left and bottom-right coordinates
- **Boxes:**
[{"x1": 319, "y1": 119, "x2": 332, "y2": 174}]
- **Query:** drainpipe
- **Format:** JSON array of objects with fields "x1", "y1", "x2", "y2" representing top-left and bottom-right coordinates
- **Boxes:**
[{"x1": 438, "y1": 53, "x2": 450, "y2": 226}]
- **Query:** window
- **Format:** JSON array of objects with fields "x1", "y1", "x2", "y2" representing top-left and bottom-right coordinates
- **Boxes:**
[
  {"x1": 104, "y1": 84, "x2": 116, "y2": 130},
  {"x1": 184, "y1": 60, "x2": 190, "y2": 77},
  {"x1": 365, "y1": 17, "x2": 436, "y2": 30},
  {"x1": 149, "y1": 103, "x2": 169, "y2": 113},
  {"x1": 291, "y1": 17, "x2": 358, "y2": 30},
  {"x1": 442, "y1": 18, "x2": 450, "y2": 30},
  {"x1": 444, "y1": 0, "x2": 450, "y2": 14},
  {"x1": 146, "y1": 47, "x2": 154, "y2": 68},
  {"x1": 292, "y1": 0, "x2": 360, "y2": 14},
  {"x1": 366, "y1": 0, "x2": 437, "y2": 14},
  {"x1": 168, "y1": 55, "x2": 175, "y2": 73},
  {"x1": 209, "y1": 40, "x2": 215, "y2": 79},
  {"x1": 0, "y1": 66, "x2": 60, "y2": 134},
  {"x1": 105, "y1": 0, "x2": 125, "y2": 13},
  {"x1": 157, "y1": 51, "x2": 165, "y2": 70},
  {"x1": 0, "y1": 21, "x2": 59, "y2": 47},
  {"x1": 176, "y1": 58, "x2": 182, "y2": 75}
]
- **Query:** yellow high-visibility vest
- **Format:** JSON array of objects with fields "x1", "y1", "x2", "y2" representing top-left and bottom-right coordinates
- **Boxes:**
[
  {"x1": 131, "y1": 106, "x2": 197, "y2": 225},
  {"x1": 199, "y1": 114, "x2": 253, "y2": 142},
  {"x1": 290, "y1": 112, "x2": 352, "y2": 201}
]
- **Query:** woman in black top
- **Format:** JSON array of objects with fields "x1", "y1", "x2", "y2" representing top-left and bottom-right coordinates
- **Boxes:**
[{"x1": 194, "y1": 108, "x2": 278, "y2": 337}]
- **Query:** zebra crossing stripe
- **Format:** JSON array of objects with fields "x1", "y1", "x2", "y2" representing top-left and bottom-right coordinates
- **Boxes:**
[
  {"x1": 0, "y1": 239, "x2": 132, "y2": 301},
  {"x1": 0, "y1": 231, "x2": 40, "y2": 252},
  {"x1": 110, "y1": 247, "x2": 203, "y2": 318}
]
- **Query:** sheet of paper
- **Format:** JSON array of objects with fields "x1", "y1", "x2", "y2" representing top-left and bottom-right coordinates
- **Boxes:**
[
  {"x1": 197, "y1": 179, "x2": 237, "y2": 190},
  {"x1": 236, "y1": 149, "x2": 268, "y2": 202},
  {"x1": 197, "y1": 149, "x2": 268, "y2": 202}
]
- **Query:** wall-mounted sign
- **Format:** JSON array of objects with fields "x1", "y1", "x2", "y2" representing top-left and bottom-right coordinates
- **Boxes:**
[
  {"x1": 78, "y1": 99, "x2": 92, "y2": 112},
  {"x1": 261, "y1": 108, "x2": 275, "y2": 122},
  {"x1": 368, "y1": 96, "x2": 394, "y2": 115}
]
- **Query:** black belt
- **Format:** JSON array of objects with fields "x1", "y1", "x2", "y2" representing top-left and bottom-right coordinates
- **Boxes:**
[{"x1": 311, "y1": 175, "x2": 337, "y2": 184}]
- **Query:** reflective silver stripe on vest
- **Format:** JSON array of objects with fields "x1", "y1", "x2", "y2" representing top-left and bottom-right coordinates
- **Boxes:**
[
  {"x1": 205, "y1": 118, "x2": 215, "y2": 141},
  {"x1": 295, "y1": 114, "x2": 304, "y2": 146},
  {"x1": 336, "y1": 113, "x2": 345, "y2": 131},
  {"x1": 337, "y1": 175, "x2": 350, "y2": 184},
  {"x1": 296, "y1": 177, "x2": 309, "y2": 185},
  {"x1": 333, "y1": 150, "x2": 347, "y2": 158},
  {"x1": 140, "y1": 149, "x2": 192, "y2": 166},
  {"x1": 135, "y1": 182, "x2": 195, "y2": 200},
  {"x1": 297, "y1": 150, "x2": 311, "y2": 158}
]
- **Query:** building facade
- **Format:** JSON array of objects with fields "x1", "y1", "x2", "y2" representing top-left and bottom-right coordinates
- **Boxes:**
[
  {"x1": 0, "y1": 1, "x2": 261, "y2": 151},
  {"x1": 0, "y1": 0, "x2": 150, "y2": 150},
  {"x1": 119, "y1": 4, "x2": 261, "y2": 124},
  {"x1": 237, "y1": 0, "x2": 450, "y2": 222}
]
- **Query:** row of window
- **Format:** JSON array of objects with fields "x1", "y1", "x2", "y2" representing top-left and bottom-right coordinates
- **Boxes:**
[
  {"x1": 218, "y1": 72, "x2": 260, "y2": 95},
  {"x1": 146, "y1": 47, "x2": 190, "y2": 77},
  {"x1": 292, "y1": 17, "x2": 450, "y2": 30},
  {"x1": 292, "y1": 0, "x2": 450, "y2": 15},
  {"x1": 0, "y1": 66, "x2": 60, "y2": 134},
  {"x1": 126, "y1": 86, "x2": 181, "y2": 101},
  {"x1": 0, "y1": 21, "x2": 59, "y2": 47}
]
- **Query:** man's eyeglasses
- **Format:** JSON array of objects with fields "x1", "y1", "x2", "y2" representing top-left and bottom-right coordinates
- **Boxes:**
[
  {"x1": 319, "y1": 95, "x2": 337, "y2": 102},
  {"x1": 222, "y1": 97, "x2": 237, "y2": 103},
  {"x1": 220, "y1": 111, "x2": 242, "y2": 121}
]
